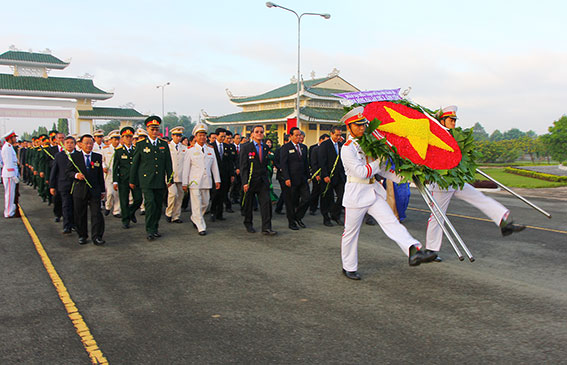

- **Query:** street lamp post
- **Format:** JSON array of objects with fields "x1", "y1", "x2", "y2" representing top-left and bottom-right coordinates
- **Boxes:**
[
  {"x1": 156, "y1": 82, "x2": 170, "y2": 135},
  {"x1": 266, "y1": 2, "x2": 330, "y2": 129}
]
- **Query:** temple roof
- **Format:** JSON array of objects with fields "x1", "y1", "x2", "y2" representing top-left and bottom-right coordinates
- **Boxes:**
[
  {"x1": 77, "y1": 107, "x2": 146, "y2": 120},
  {"x1": 206, "y1": 106, "x2": 345, "y2": 125},
  {"x1": 229, "y1": 75, "x2": 358, "y2": 104},
  {"x1": 0, "y1": 74, "x2": 113, "y2": 100},
  {"x1": 0, "y1": 51, "x2": 69, "y2": 69}
]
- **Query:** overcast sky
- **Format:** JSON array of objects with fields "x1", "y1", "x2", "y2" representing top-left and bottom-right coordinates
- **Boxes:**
[{"x1": 1, "y1": 0, "x2": 566, "y2": 136}]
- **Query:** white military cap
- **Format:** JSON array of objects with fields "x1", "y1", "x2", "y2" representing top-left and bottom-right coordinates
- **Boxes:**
[
  {"x1": 192, "y1": 123, "x2": 208, "y2": 135},
  {"x1": 170, "y1": 126, "x2": 185, "y2": 135},
  {"x1": 440, "y1": 105, "x2": 458, "y2": 120},
  {"x1": 108, "y1": 129, "x2": 121, "y2": 138},
  {"x1": 340, "y1": 106, "x2": 368, "y2": 126},
  {"x1": 93, "y1": 129, "x2": 105, "y2": 137}
]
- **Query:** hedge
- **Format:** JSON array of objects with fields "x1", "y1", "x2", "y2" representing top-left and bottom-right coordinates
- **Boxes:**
[{"x1": 504, "y1": 167, "x2": 567, "y2": 182}]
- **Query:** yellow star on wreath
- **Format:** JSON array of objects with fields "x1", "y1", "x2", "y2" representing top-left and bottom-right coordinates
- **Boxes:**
[{"x1": 378, "y1": 106, "x2": 454, "y2": 159}]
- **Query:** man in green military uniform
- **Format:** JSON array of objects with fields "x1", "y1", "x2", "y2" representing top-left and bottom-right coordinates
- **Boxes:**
[
  {"x1": 113, "y1": 126, "x2": 143, "y2": 229},
  {"x1": 129, "y1": 116, "x2": 173, "y2": 240},
  {"x1": 37, "y1": 134, "x2": 54, "y2": 202}
]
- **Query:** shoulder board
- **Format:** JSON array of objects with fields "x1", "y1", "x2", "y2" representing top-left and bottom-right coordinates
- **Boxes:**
[
  {"x1": 103, "y1": 145, "x2": 110, "y2": 149},
  {"x1": 116, "y1": 145, "x2": 123, "y2": 149},
  {"x1": 344, "y1": 140, "x2": 352, "y2": 146}
]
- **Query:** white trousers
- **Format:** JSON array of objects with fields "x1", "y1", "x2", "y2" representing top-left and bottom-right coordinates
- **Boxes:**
[
  {"x1": 166, "y1": 182, "x2": 184, "y2": 220},
  {"x1": 190, "y1": 189, "x2": 210, "y2": 232},
  {"x1": 104, "y1": 176, "x2": 120, "y2": 215},
  {"x1": 341, "y1": 193, "x2": 420, "y2": 272},
  {"x1": 3, "y1": 177, "x2": 17, "y2": 217},
  {"x1": 425, "y1": 183, "x2": 509, "y2": 252}
]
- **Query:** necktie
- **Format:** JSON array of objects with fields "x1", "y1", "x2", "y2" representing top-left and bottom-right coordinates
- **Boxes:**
[
  {"x1": 258, "y1": 143, "x2": 263, "y2": 162},
  {"x1": 176, "y1": 144, "x2": 179, "y2": 151},
  {"x1": 334, "y1": 142, "x2": 338, "y2": 155},
  {"x1": 296, "y1": 144, "x2": 301, "y2": 157},
  {"x1": 236, "y1": 145, "x2": 239, "y2": 153},
  {"x1": 202, "y1": 147, "x2": 205, "y2": 153},
  {"x1": 219, "y1": 144, "x2": 223, "y2": 159},
  {"x1": 86, "y1": 154, "x2": 91, "y2": 170}
]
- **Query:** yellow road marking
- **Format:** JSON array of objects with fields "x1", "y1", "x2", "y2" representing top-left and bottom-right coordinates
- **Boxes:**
[
  {"x1": 18, "y1": 206, "x2": 108, "y2": 364},
  {"x1": 408, "y1": 207, "x2": 567, "y2": 235}
]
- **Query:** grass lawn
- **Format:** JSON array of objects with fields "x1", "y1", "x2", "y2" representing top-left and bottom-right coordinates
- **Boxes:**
[{"x1": 475, "y1": 168, "x2": 567, "y2": 188}]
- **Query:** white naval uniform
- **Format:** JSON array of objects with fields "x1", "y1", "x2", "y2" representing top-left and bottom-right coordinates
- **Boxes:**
[
  {"x1": 102, "y1": 145, "x2": 120, "y2": 215},
  {"x1": 182, "y1": 143, "x2": 220, "y2": 232},
  {"x1": 166, "y1": 141, "x2": 187, "y2": 220},
  {"x1": 92, "y1": 142, "x2": 104, "y2": 155},
  {"x1": 2, "y1": 142, "x2": 19, "y2": 217},
  {"x1": 340, "y1": 136, "x2": 420, "y2": 272},
  {"x1": 425, "y1": 182, "x2": 509, "y2": 252}
]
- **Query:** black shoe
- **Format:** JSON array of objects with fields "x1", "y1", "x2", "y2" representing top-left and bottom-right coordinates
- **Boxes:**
[
  {"x1": 122, "y1": 223, "x2": 130, "y2": 229},
  {"x1": 246, "y1": 226, "x2": 256, "y2": 233},
  {"x1": 62, "y1": 228, "x2": 72, "y2": 234},
  {"x1": 198, "y1": 230, "x2": 207, "y2": 236},
  {"x1": 289, "y1": 223, "x2": 300, "y2": 231},
  {"x1": 500, "y1": 220, "x2": 526, "y2": 236},
  {"x1": 342, "y1": 269, "x2": 361, "y2": 280},
  {"x1": 323, "y1": 220, "x2": 334, "y2": 227},
  {"x1": 104, "y1": 209, "x2": 110, "y2": 216},
  {"x1": 93, "y1": 237, "x2": 105, "y2": 246},
  {"x1": 140, "y1": 211, "x2": 145, "y2": 216},
  {"x1": 130, "y1": 213, "x2": 137, "y2": 223},
  {"x1": 365, "y1": 217, "x2": 376, "y2": 225},
  {"x1": 172, "y1": 219, "x2": 183, "y2": 223},
  {"x1": 147, "y1": 234, "x2": 155, "y2": 241},
  {"x1": 78, "y1": 237, "x2": 88, "y2": 245},
  {"x1": 114, "y1": 214, "x2": 122, "y2": 219},
  {"x1": 166, "y1": 216, "x2": 172, "y2": 223},
  {"x1": 296, "y1": 219, "x2": 306, "y2": 228},
  {"x1": 54, "y1": 217, "x2": 61, "y2": 222},
  {"x1": 226, "y1": 208, "x2": 234, "y2": 213},
  {"x1": 152, "y1": 232, "x2": 162, "y2": 238},
  {"x1": 408, "y1": 245, "x2": 429, "y2": 266},
  {"x1": 433, "y1": 256, "x2": 443, "y2": 262},
  {"x1": 262, "y1": 229, "x2": 277, "y2": 236},
  {"x1": 332, "y1": 217, "x2": 344, "y2": 225},
  {"x1": 421, "y1": 249, "x2": 439, "y2": 263}
]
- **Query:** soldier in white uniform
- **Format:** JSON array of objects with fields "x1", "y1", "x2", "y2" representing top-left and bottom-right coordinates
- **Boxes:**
[
  {"x1": 182, "y1": 124, "x2": 220, "y2": 235},
  {"x1": 166, "y1": 126, "x2": 187, "y2": 223},
  {"x1": 92, "y1": 129, "x2": 105, "y2": 154},
  {"x1": 425, "y1": 106, "x2": 525, "y2": 261},
  {"x1": 339, "y1": 107, "x2": 436, "y2": 280},
  {"x1": 102, "y1": 130, "x2": 121, "y2": 217},
  {"x1": 2, "y1": 130, "x2": 20, "y2": 218}
]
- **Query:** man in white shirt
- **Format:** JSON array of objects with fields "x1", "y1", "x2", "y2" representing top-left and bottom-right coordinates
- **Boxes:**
[
  {"x1": 166, "y1": 126, "x2": 187, "y2": 223},
  {"x1": 182, "y1": 124, "x2": 220, "y2": 235},
  {"x1": 102, "y1": 130, "x2": 121, "y2": 217},
  {"x1": 2, "y1": 130, "x2": 20, "y2": 218},
  {"x1": 92, "y1": 129, "x2": 105, "y2": 154}
]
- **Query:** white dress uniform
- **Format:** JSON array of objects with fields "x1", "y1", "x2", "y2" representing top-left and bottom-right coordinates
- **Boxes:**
[
  {"x1": 182, "y1": 143, "x2": 220, "y2": 232},
  {"x1": 166, "y1": 140, "x2": 187, "y2": 221},
  {"x1": 92, "y1": 142, "x2": 104, "y2": 155},
  {"x1": 340, "y1": 136, "x2": 421, "y2": 272},
  {"x1": 102, "y1": 144, "x2": 120, "y2": 215},
  {"x1": 425, "y1": 183, "x2": 509, "y2": 252},
  {"x1": 2, "y1": 137, "x2": 19, "y2": 217}
]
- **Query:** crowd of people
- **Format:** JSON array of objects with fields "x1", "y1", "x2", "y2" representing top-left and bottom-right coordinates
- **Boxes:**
[{"x1": 1, "y1": 106, "x2": 527, "y2": 280}]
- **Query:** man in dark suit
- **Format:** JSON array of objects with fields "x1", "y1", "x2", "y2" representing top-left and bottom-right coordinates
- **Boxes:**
[
  {"x1": 49, "y1": 135, "x2": 76, "y2": 234},
  {"x1": 223, "y1": 130, "x2": 236, "y2": 213},
  {"x1": 239, "y1": 125, "x2": 276, "y2": 235},
  {"x1": 230, "y1": 133, "x2": 242, "y2": 205},
  {"x1": 210, "y1": 128, "x2": 235, "y2": 221},
  {"x1": 274, "y1": 133, "x2": 289, "y2": 215},
  {"x1": 129, "y1": 116, "x2": 173, "y2": 241},
  {"x1": 280, "y1": 127, "x2": 310, "y2": 230},
  {"x1": 308, "y1": 134, "x2": 329, "y2": 215},
  {"x1": 48, "y1": 131, "x2": 65, "y2": 222},
  {"x1": 318, "y1": 126, "x2": 346, "y2": 227},
  {"x1": 66, "y1": 134, "x2": 106, "y2": 245}
]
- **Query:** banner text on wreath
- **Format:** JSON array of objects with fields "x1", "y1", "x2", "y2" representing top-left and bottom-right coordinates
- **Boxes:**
[{"x1": 333, "y1": 89, "x2": 402, "y2": 103}]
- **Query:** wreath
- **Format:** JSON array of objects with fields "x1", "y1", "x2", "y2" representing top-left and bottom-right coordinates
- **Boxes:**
[{"x1": 348, "y1": 99, "x2": 479, "y2": 189}]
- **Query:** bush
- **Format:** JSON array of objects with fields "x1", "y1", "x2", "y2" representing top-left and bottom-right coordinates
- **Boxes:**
[{"x1": 504, "y1": 167, "x2": 567, "y2": 182}]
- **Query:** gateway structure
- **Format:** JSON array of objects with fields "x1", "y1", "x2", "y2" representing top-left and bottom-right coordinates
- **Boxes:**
[{"x1": 0, "y1": 49, "x2": 145, "y2": 135}]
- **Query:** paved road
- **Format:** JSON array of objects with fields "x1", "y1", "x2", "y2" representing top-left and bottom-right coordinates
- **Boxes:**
[{"x1": 1, "y1": 184, "x2": 566, "y2": 364}]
